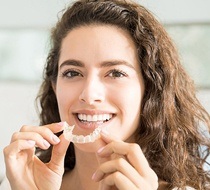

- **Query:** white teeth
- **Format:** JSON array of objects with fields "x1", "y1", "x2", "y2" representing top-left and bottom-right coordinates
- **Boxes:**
[
  {"x1": 98, "y1": 114, "x2": 103, "y2": 120},
  {"x1": 77, "y1": 114, "x2": 112, "y2": 122},
  {"x1": 83, "y1": 114, "x2": 87, "y2": 121},
  {"x1": 86, "y1": 115, "x2": 92, "y2": 122},
  {"x1": 102, "y1": 114, "x2": 107, "y2": 120},
  {"x1": 92, "y1": 115, "x2": 97, "y2": 121},
  {"x1": 63, "y1": 121, "x2": 102, "y2": 144}
]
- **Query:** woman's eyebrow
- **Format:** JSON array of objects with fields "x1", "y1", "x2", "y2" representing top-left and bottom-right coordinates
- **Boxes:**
[
  {"x1": 59, "y1": 59, "x2": 84, "y2": 69},
  {"x1": 59, "y1": 59, "x2": 135, "y2": 70},
  {"x1": 100, "y1": 60, "x2": 135, "y2": 70}
]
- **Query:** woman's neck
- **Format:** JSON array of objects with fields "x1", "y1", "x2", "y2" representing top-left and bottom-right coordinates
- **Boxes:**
[{"x1": 61, "y1": 148, "x2": 101, "y2": 190}]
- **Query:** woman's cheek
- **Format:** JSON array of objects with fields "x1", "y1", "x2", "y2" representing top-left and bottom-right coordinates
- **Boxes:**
[
  {"x1": 55, "y1": 84, "x2": 75, "y2": 119},
  {"x1": 108, "y1": 85, "x2": 141, "y2": 138}
]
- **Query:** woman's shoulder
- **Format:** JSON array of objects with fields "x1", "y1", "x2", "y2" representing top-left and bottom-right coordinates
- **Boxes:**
[{"x1": 0, "y1": 176, "x2": 11, "y2": 190}]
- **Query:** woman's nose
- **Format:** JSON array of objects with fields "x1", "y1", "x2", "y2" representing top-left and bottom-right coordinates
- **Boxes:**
[{"x1": 79, "y1": 77, "x2": 105, "y2": 105}]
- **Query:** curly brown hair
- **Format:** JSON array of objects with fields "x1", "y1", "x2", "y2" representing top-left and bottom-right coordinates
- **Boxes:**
[{"x1": 36, "y1": 0, "x2": 210, "y2": 189}]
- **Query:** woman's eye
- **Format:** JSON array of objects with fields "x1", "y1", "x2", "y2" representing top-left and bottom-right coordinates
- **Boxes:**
[
  {"x1": 107, "y1": 69, "x2": 128, "y2": 78},
  {"x1": 61, "y1": 70, "x2": 82, "y2": 78}
]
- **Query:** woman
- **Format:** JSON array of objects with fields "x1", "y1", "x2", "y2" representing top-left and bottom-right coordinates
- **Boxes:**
[{"x1": 2, "y1": 0, "x2": 210, "y2": 189}]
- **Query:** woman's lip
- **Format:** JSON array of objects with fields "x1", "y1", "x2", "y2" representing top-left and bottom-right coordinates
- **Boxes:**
[
  {"x1": 73, "y1": 109, "x2": 115, "y2": 115},
  {"x1": 73, "y1": 114, "x2": 114, "y2": 132}
]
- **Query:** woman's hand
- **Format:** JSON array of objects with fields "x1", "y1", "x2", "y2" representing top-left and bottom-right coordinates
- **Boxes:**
[
  {"x1": 3, "y1": 122, "x2": 70, "y2": 190},
  {"x1": 93, "y1": 130, "x2": 158, "y2": 190}
]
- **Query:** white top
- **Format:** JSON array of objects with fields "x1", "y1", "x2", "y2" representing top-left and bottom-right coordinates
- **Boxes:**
[{"x1": 0, "y1": 176, "x2": 196, "y2": 190}]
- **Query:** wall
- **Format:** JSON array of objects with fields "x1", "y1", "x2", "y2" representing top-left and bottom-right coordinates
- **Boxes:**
[
  {"x1": 1, "y1": 0, "x2": 210, "y2": 29},
  {"x1": 0, "y1": 82, "x2": 40, "y2": 180}
]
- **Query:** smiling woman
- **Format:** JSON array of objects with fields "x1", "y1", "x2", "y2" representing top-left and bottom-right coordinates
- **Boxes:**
[{"x1": 2, "y1": 0, "x2": 210, "y2": 190}]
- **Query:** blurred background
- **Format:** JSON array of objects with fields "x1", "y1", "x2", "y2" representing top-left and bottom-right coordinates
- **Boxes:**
[{"x1": 0, "y1": 0, "x2": 210, "y2": 181}]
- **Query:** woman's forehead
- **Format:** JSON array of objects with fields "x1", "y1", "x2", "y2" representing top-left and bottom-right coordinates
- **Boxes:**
[{"x1": 59, "y1": 25, "x2": 139, "y2": 69}]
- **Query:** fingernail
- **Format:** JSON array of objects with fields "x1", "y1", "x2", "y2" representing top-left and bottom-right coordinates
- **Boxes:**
[
  {"x1": 43, "y1": 139, "x2": 50, "y2": 148},
  {"x1": 27, "y1": 140, "x2": 36, "y2": 146},
  {"x1": 97, "y1": 146, "x2": 105, "y2": 154},
  {"x1": 101, "y1": 128, "x2": 109, "y2": 136},
  {"x1": 92, "y1": 171, "x2": 104, "y2": 182},
  {"x1": 91, "y1": 172, "x2": 96, "y2": 180},
  {"x1": 58, "y1": 121, "x2": 65, "y2": 127},
  {"x1": 52, "y1": 135, "x2": 60, "y2": 143}
]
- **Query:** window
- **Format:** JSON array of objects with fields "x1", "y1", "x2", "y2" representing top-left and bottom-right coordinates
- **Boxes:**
[
  {"x1": 0, "y1": 29, "x2": 49, "y2": 82},
  {"x1": 166, "y1": 24, "x2": 210, "y2": 89}
]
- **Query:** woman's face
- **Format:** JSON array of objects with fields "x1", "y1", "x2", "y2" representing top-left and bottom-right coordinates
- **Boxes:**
[{"x1": 55, "y1": 25, "x2": 144, "y2": 149}]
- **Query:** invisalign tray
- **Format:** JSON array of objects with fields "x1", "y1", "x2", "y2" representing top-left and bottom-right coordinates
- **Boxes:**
[{"x1": 63, "y1": 121, "x2": 101, "y2": 143}]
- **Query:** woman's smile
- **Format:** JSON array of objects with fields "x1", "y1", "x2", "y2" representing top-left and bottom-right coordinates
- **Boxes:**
[{"x1": 73, "y1": 110, "x2": 116, "y2": 134}]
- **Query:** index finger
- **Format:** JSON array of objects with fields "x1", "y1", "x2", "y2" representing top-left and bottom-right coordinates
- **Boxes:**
[
  {"x1": 17, "y1": 122, "x2": 65, "y2": 147},
  {"x1": 41, "y1": 122, "x2": 65, "y2": 133},
  {"x1": 20, "y1": 122, "x2": 64, "y2": 134},
  {"x1": 100, "y1": 128, "x2": 121, "y2": 144},
  {"x1": 96, "y1": 129, "x2": 121, "y2": 165},
  {"x1": 97, "y1": 141, "x2": 154, "y2": 179}
]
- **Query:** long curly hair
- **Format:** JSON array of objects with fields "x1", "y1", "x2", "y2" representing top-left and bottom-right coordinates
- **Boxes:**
[{"x1": 36, "y1": 0, "x2": 210, "y2": 189}]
